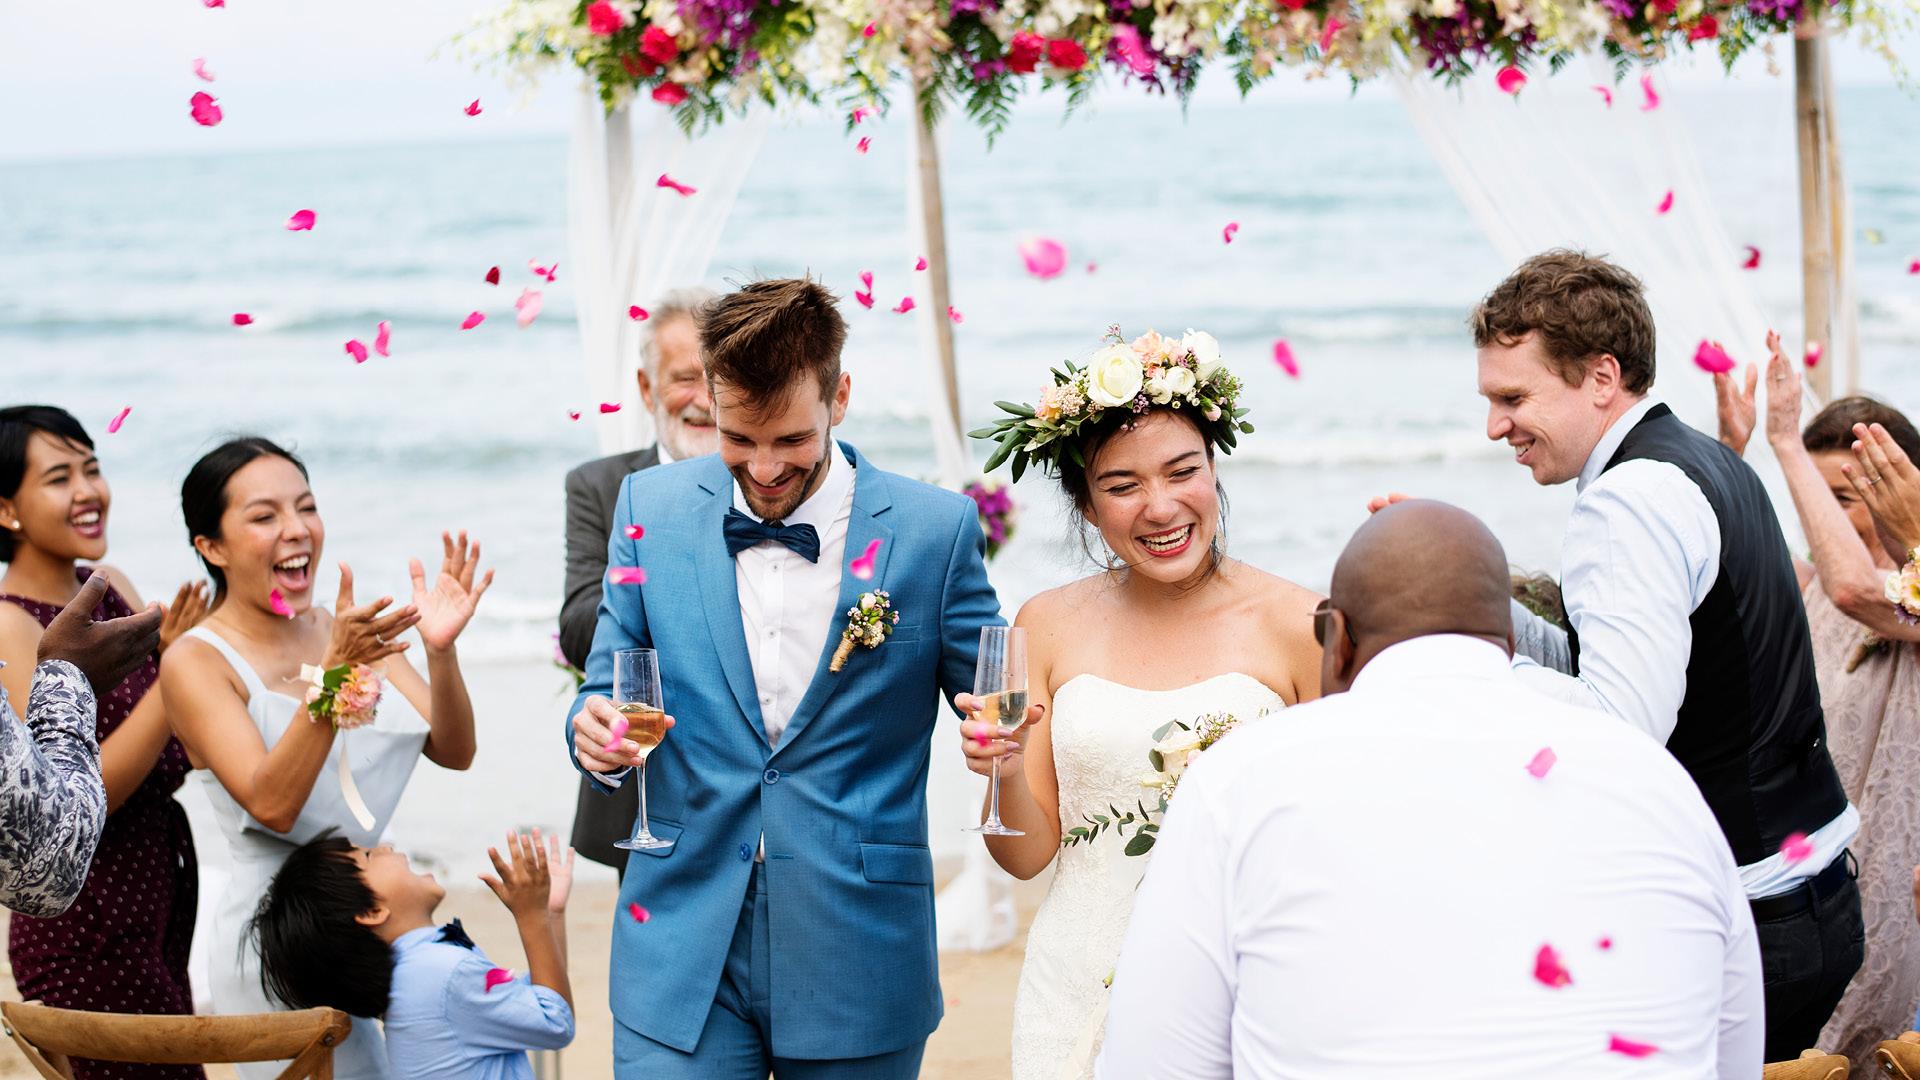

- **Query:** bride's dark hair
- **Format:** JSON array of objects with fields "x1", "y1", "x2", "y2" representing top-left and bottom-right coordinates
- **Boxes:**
[{"x1": 1054, "y1": 407, "x2": 1230, "y2": 586}]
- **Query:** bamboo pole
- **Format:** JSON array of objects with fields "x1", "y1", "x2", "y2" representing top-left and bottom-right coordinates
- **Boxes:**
[
  {"x1": 1794, "y1": 32, "x2": 1835, "y2": 401},
  {"x1": 606, "y1": 101, "x2": 634, "y2": 236},
  {"x1": 909, "y1": 81, "x2": 964, "y2": 437},
  {"x1": 1819, "y1": 41, "x2": 1859, "y2": 394}
]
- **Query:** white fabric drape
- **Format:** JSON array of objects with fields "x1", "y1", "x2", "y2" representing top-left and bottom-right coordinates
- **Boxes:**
[{"x1": 569, "y1": 86, "x2": 771, "y2": 455}]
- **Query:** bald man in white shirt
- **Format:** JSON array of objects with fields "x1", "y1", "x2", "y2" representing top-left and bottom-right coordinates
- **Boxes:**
[{"x1": 1097, "y1": 501, "x2": 1762, "y2": 1079}]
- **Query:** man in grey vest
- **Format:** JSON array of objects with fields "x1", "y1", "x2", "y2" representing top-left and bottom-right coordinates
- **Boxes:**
[
  {"x1": 1462, "y1": 249, "x2": 1859, "y2": 1061},
  {"x1": 560, "y1": 288, "x2": 716, "y2": 878}
]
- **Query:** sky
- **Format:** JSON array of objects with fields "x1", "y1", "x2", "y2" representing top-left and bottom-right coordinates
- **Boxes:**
[{"x1": 0, "y1": 0, "x2": 1913, "y2": 162}]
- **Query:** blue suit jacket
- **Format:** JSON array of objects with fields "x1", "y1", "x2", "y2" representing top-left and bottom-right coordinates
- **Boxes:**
[{"x1": 567, "y1": 442, "x2": 1003, "y2": 1059}]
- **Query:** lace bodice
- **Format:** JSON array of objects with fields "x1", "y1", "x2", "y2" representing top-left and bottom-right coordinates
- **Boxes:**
[{"x1": 1011, "y1": 672, "x2": 1285, "y2": 1080}]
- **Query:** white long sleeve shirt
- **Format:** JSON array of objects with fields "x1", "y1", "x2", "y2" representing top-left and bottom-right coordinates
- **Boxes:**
[{"x1": 1096, "y1": 636, "x2": 1764, "y2": 1080}]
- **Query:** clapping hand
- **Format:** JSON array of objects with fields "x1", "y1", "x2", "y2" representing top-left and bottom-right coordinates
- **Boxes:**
[
  {"x1": 955, "y1": 691, "x2": 1042, "y2": 778},
  {"x1": 479, "y1": 831, "x2": 552, "y2": 922},
  {"x1": 37, "y1": 574, "x2": 162, "y2": 693},
  {"x1": 1759, "y1": 330, "x2": 1805, "y2": 450},
  {"x1": 411, "y1": 531, "x2": 495, "y2": 653},
  {"x1": 1714, "y1": 353, "x2": 1760, "y2": 456},
  {"x1": 158, "y1": 580, "x2": 211, "y2": 654},
  {"x1": 320, "y1": 563, "x2": 418, "y2": 671},
  {"x1": 538, "y1": 829, "x2": 575, "y2": 916},
  {"x1": 1846, "y1": 423, "x2": 1920, "y2": 555}
]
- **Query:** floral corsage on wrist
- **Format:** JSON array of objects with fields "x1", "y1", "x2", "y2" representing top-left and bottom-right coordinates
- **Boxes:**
[
  {"x1": 1887, "y1": 550, "x2": 1920, "y2": 626},
  {"x1": 300, "y1": 663, "x2": 383, "y2": 729},
  {"x1": 969, "y1": 326, "x2": 1251, "y2": 482},
  {"x1": 830, "y1": 591, "x2": 898, "y2": 673}
]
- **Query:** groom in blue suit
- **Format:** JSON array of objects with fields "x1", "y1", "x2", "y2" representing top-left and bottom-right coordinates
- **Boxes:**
[{"x1": 568, "y1": 277, "x2": 1004, "y2": 1077}]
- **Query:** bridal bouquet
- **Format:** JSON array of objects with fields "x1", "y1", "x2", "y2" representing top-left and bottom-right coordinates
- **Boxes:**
[{"x1": 1062, "y1": 710, "x2": 1244, "y2": 857}]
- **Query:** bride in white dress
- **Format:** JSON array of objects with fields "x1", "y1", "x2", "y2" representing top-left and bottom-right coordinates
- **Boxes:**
[{"x1": 959, "y1": 330, "x2": 1323, "y2": 1080}]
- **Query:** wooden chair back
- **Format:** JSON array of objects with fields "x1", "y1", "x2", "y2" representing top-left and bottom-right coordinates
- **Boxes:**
[
  {"x1": 1, "y1": 1002, "x2": 351, "y2": 1080},
  {"x1": 1761, "y1": 1049, "x2": 1850, "y2": 1080},
  {"x1": 1876, "y1": 1032, "x2": 1920, "y2": 1079}
]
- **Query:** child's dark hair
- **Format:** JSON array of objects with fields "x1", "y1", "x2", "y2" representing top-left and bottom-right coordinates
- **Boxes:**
[{"x1": 250, "y1": 832, "x2": 394, "y2": 1018}]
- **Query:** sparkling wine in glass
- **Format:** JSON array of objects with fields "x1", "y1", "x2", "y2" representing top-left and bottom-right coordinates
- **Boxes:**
[
  {"x1": 966, "y1": 625, "x2": 1029, "y2": 837},
  {"x1": 612, "y1": 648, "x2": 673, "y2": 851}
]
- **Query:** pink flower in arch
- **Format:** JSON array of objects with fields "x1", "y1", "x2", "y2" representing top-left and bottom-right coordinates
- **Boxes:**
[{"x1": 586, "y1": 2, "x2": 627, "y2": 35}]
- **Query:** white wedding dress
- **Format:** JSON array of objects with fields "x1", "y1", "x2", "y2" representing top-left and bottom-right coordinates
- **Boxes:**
[{"x1": 1010, "y1": 672, "x2": 1285, "y2": 1080}]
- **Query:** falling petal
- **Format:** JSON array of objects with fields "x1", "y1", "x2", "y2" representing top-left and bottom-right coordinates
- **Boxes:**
[
  {"x1": 1908, "y1": 259, "x2": 1920, "y2": 274},
  {"x1": 603, "y1": 714, "x2": 629, "y2": 752},
  {"x1": 598, "y1": 402, "x2": 622, "y2": 414},
  {"x1": 624, "y1": 524, "x2": 645, "y2": 540},
  {"x1": 851, "y1": 105, "x2": 875, "y2": 124},
  {"x1": 515, "y1": 287, "x2": 543, "y2": 328},
  {"x1": 1018, "y1": 237, "x2": 1068, "y2": 280},
  {"x1": 854, "y1": 291, "x2": 874, "y2": 310},
  {"x1": 344, "y1": 339, "x2": 369, "y2": 363},
  {"x1": 373, "y1": 321, "x2": 391, "y2": 358},
  {"x1": 483, "y1": 968, "x2": 515, "y2": 993},
  {"x1": 285, "y1": 209, "x2": 316, "y2": 231},
  {"x1": 849, "y1": 538, "x2": 882, "y2": 580},
  {"x1": 1608, "y1": 1036, "x2": 1659, "y2": 1059},
  {"x1": 1496, "y1": 66, "x2": 1526, "y2": 95},
  {"x1": 915, "y1": 256, "x2": 928, "y2": 271},
  {"x1": 485, "y1": 266, "x2": 501, "y2": 286},
  {"x1": 567, "y1": 410, "x2": 582, "y2": 421},
  {"x1": 1597, "y1": 936, "x2": 1614, "y2": 951},
  {"x1": 1780, "y1": 832, "x2": 1814, "y2": 863},
  {"x1": 629, "y1": 305, "x2": 649, "y2": 321},
  {"x1": 1222, "y1": 221, "x2": 1240, "y2": 244},
  {"x1": 1272, "y1": 339, "x2": 1300, "y2": 378},
  {"x1": 1525, "y1": 747, "x2": 1556, "y2": 779},
  {"x1": 892, "y1": 296, "x2": 916, "y2": 314},
  {"x1": 1086, "y1": 262, "x2": 1097, "y2": 273},
  {"x1": 948, "y1": 306, "x2": 963, "y2": 324},
  {"x1": 862, "y1": 22, "x2": 876, "y2": 36},
  {"x1": 856, "y1": 136, "x2": 871, "y2": 155},
  {"x1": 1656, "y1": 190, "x2": 1674, "y2": 215},
  {"x1": 628, "y1": 902, "x2": 651, "y2": 923},
  {"x1": 192, "y1": 58, "x2": 215, "y2": 82},
  {"x1": 1805, "y1": 341, "x2": 1823, "y2": 369},
  {"x1": 1741, "y1": 245, "x2": 1761, "y2": 270},
  {"x1": 859, "y1": 270, "x2": 874, "y2": 290},
  {"x1": 1592, "y1": 85, "x2": 1613, "y2": 107},
  {"x1": 465, "y1": 99, "x2": 483, "y2": 116},
  {"x1": 529, "y1": 259, "x2": 558, "y2": 283},
  {"x1": 1639, "y1": 73, "x2": 1661, "y2": 111},
  {"x1": 189, "y1": 92, "x2": 223, "y2": 127},
  {"x1": 269, "y1": 589, "x2": 294, "y2": 618},
  {"x1": 460, "y1": 311, "x2": 485, "y2": 330},
  {"x1": 1692, "y1": 340, "x2": 1734, "y2": 374},
  {"x1": 204, "y1": 0, "x2": 225, "y2": 6},
  {"x1": 607, "y1": 566, "x2": 647, "y2": 585},
  {"x1": 656, "y1": 173, "x2": 698, "y2": 197},
  {"x1": 106, "y1": 407, "x2": 131, "y2": 434},
  {"x1": 231, "y1": 313, "x2": 253, "y2": 326},
  {"x1": 1532, "y1": 944, "x2": 1573, "y2": 989}
]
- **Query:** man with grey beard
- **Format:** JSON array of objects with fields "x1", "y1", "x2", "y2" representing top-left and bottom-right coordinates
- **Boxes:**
[{"x1": 560, "y1": 288, "x2": 717, "y2": 877}]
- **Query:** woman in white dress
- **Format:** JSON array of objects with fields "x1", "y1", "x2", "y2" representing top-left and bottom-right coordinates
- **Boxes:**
[
  {"x1": 959, "y1": 329, "x2": 1323, "y2": 1079},
  {"x1": 159, "y1": 437, "x2": 491, "y2": 1080}
]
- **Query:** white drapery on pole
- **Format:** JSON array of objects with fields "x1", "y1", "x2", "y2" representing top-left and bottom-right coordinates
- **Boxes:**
[{"x1": 569, "y1": 84, "x2": 772, "y2": 455}]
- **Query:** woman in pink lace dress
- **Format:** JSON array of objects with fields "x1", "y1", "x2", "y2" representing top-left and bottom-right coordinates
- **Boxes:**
[{"x1": 1719, "y1": 333, "x2": 1920, "y2": 1063}]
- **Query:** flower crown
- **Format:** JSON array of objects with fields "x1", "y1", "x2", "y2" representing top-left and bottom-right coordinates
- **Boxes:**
[{"x1": 970, "y1": 326, "x2": 1252, "y2": 481}]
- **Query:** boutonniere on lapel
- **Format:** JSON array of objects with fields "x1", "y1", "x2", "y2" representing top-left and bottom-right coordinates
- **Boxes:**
[{"x1": 830, "y1": 590, "x2": 899, "y2": 673}]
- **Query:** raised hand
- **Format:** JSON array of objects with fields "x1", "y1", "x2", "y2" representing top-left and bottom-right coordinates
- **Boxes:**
[
  {"x1": 321, "y1": 563, "x2": 418, "y2": 671},
  {"x1": 38, "y1": 574, "x2": 162, "y2": 693},
  {"x1": 1758, "y1": 331, "x2": 1804, "y2": 451},
  {"x1": 539, "y1": 829, "x2": 575, "y2": 915},
  {"x1": 158, "y1": 580, "x2": 211, "y2": 654},
  {"x1": 411, "y1": 531, "x2": 494, "y2": 653},
  {"x1": 479, "y1": 831, "x2": 551, "y2": 921},
  {"x1": 572, "y1": 696, "x2": 676, "y2": 773},
  {"x1": 1845, "y1": 423, "x2": 1920, "y2": 554},
  {"x1": 955, "y1": 690, "x2": 1041, "y2": 778},
  {"x1": 1714, "y1": 353, "x2": 1759, "y2": 456}
]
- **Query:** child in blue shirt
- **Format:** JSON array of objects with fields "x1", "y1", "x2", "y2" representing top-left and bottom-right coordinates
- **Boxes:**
[{"x1": 252, "y1": 828, "x2": 575, "y2": 1080}]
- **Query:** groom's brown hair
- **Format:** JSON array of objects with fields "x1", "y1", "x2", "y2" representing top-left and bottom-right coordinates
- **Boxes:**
[
  {"x1": 698, "y1": 276, "x2": 847, "y2": 413},
  {"x1": 1470, "y1": 250, "x2": 1656, "y2": 395}
]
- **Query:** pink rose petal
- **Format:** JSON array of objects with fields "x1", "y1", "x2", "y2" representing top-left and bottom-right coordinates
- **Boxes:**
[
  {"x1": 948, "y1": 306, "x2": 963, "y2": 324},
  {"x1": 1533, "y1": 943, "x2": 1573, "y2": 988},
  {"x1": 915, "y1": 256, "x2": 928, "y2": 271},
  {"x1": 854, "y1": 291, "x2": 874, "y2": 310},
  {"x1": 483, "y1": 967, "x2": 514, "y2": 992},
  {"x1": 1608, "y1": 1035, "x2": 1658, "y2": 1059},
  {"x1": 1805, "y1": 341, "x2": 1823, "y2": 369},
  {"x1": 204, "y1": 0, "x2": 225, "y2": 6},
  {"x1": 862, "y1": 22, "x2": 876, "y2": 37},
  {"x1": 599, "y1": 402, "x2": 622, "y2": 414},
  {"x1": 269, "y1": 589, "x2": 294, "y2": 618},
  {"x1": 657, "y1": 173, "x2": 697, "y2": 197},
  {"x1": 1639, "y1": 73, "x2": 1660, "y2": 111},
  {"x1": 460, "y1": 311, "x2": 485, "y2": 330},
  {"x1": 1317, "y1": 16, "x2": 1344, "y2": 53},
  {"x1": 624, "y1": 524, "x2": 645, "y2": 540},
  {"x1": 1222, "y1": 221, "x2": 1240, "y2": 244},
  {"x1": 856, "y1": 136, "x2": 871, "y2": 155},
  {"x1": 1086, "y1": 261, "x2": 1097, "y2": 273},
  {"x1": 629, "y1": 305, "x2": 649, "y2": 321},
  {"x1": 345, "y1": 339, "x2": 368, "y2": 363},
  {"x1": 373, "y1": 320, "x2": 391, "y2": 358},
  {"x1": 1496, "y1": 66, "x2": 1526, "y2": 95},
  {"x1": 485, "y1": 266, "x2": 501, "y2": 285},
  {"x1": 106, "y1": 407, "x2": 131, "y2": 434},
  {"x1": 852, "y1": 105, "x2": 875, "y2": 124},
  {"x1": 1525, "y1": 746, "x2": 1556, "y2": 779},
  {"x1": 515, "y1": 287, "x2": 543, "y2": 328},
  {"x1": 1018, "y1": 237, "x2": 1067, "y2": 280},
  {"x1": 1692, "y1": 340, "x2": 1734, "y2": 374},
  {"x1": 1656, "y1": 190, "x2": 1674, "y2": 215},
  {"x1": 892, "y1": 296, "x2": 915, "y2": 314},
  {"x1": 1907, "y1": 259, "x2": 1919, "y2": 275},
  {"x1": 1780, "y1": 831, "x2": 1814, "y2": 863},
  {"x1": 608, "y1": 566, "x2": 648, "y2": 585},
  {"x1": 285, "y1": 209, "x2": 316, "y2": 231},
  {"x1": 465, "y1": 99, "x2": 482, "y2": 116},
  {"x1": 529, "y1": 259, "x2": 558, "y2": 283},
  {"x1": 603, "y1": 714, "x2": 629, "y2": 752},
  {"x1": 1272, "y1": 338, "x2": 1300, "y2": 378},
  {"x1": 567, "y1": 410, "x2": 582, "y2": 421},
  {"x1": 192, "y1": 58, "x2": 215, "y2": 82},
  {"x1": 231, "y1": 313, "x2": 253, "y2": 326},
  {"x1": 628, "y1": 902, "x2": 651, "y2": 923},
  {"x1": 1592, "y1": 84, "x2": 1613, "y2": 108},
  {"x1": 1597, "y1": 936, "x2": 1614, "y2": 950},
  {"x1": 859, "y1": 270, "x2": 874, "y2": 290},
  {"x1": 849, "y1": 538, "x2": 882, "y2": 580},
  {"x1": 189, "y1": 92, "x2": 223, "y2": 127},
  {"x1": 1741, "y1": 245, "x2": 1761, "y2": 270}
]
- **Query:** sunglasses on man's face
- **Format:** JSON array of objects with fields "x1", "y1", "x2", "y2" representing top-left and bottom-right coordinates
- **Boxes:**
[{"x1": 1312, "y1": 599, "x2": 1356, "y2": 648}]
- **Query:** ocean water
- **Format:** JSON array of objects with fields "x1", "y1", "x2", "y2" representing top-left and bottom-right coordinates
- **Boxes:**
[{"x1": 3, "y1": 84, "x2": 1918, "y2": 878}]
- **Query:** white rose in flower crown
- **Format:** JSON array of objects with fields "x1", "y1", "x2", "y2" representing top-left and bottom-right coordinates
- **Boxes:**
[
  {"x1": 1147, "y1": 365, "x2": 1197, "y2": 405},
  {"x1": 1182, "y1": 329, "x2": 1223, "y2": 383},
  {"x1": 1086, "y1": 344, "x2": 1145, "y2": 408}
]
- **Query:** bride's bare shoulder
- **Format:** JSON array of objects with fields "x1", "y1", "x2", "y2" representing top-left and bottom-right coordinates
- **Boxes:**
[
  {"x1": 1224, "y1": 560, "x2": 1324, "y2": 611},
  {"x1": 1014, "y1": 576, "x2": 1110, "y2": 632}
]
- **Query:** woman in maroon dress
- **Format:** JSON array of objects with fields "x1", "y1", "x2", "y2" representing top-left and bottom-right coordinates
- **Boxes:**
[{"x1": 0, "y1": 406, "x2": 208, "y2": 1079}]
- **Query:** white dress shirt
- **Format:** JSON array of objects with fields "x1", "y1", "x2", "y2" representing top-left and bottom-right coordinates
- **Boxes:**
[
  {"x1": 1509, "y1": 397, "x2": 1856, "y2": 897},
  {"x1": 1096, "y1": 636, "x2": 1763, "y2": 1080}
]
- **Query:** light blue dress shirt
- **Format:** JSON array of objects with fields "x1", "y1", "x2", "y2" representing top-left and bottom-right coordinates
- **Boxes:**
[{"x1": 383, "y1": 924, "x2": 574, "y2": 1080}]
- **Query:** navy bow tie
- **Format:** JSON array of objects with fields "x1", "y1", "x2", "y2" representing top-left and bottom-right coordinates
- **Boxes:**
[
  {"x1": 437, "y1": 919, "x2": 475, "y2": 950},
  {"x1": 723, "y1": 508, "x2": 820, "y2": 563}
]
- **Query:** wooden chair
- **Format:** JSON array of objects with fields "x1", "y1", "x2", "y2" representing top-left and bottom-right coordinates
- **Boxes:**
[
  {"x1": 1875, "y1": 1031, "x2": 1920, "y2": 1079},
  {"x1": 1762, "y1": 1049, "x2": 1850, "y2": 1080},
  {"x1": 1, "y1": 1002, "x2": 351, "y2": 1080}
]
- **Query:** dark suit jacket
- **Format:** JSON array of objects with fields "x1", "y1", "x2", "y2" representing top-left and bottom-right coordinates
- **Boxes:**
[{"x1": 560, "y1": 444, "x2": 658, "y2": 870}]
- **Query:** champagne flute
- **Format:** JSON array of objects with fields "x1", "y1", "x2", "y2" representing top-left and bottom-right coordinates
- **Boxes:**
[
  {"x1": 612, "y1": 648, "x2": 673, "y2": 851},
  {"x1": 965, "y1": 625, "x2": 1029, "y2": 837}
]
